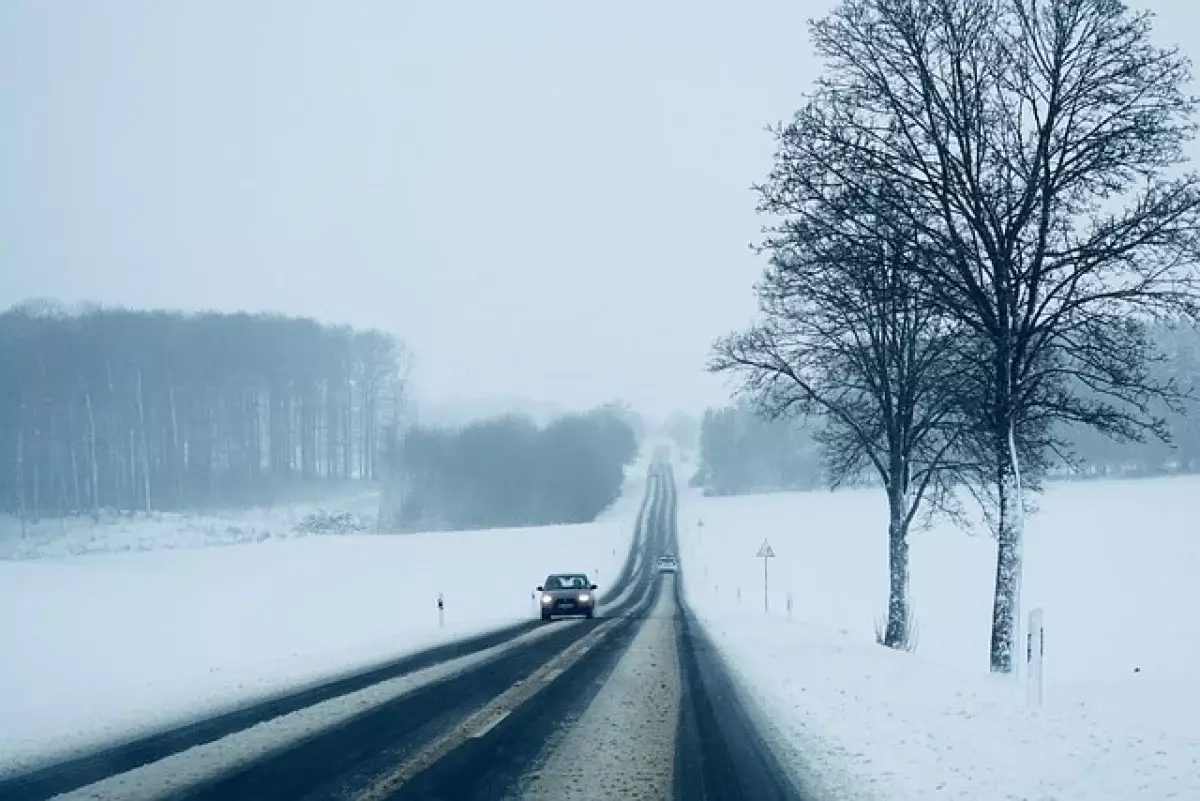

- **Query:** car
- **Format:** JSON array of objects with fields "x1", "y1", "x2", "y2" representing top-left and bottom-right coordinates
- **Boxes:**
[
  {"x1": 537, "y1": 573, "x2": 598, "y2": 621},
  {"x1": 656, "y1": 554, "x2": 679, "y2": 573}
]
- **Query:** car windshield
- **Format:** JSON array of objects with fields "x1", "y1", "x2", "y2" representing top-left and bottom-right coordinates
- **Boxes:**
[{"x1": 544, "y1": 574, "x2": 589, "y2": 590}]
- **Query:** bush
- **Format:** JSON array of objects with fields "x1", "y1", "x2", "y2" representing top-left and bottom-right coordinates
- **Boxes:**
[
  {"x1": 381, "y1": 405, "x2": 639, "y2": 531},
  {"x1": 295, "y1": 511, "x2": 367, "y2": 535}
]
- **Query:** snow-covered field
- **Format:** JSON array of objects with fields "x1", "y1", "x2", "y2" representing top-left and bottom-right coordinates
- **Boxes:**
[
  {"x1": 677, "y1": 464, "x2": 1200, "y2": 800},
  {"x1": 0, "y1": 461, "x2": 649, "y2": 777},
  {"x1": 0, "y1": 491, "x2": 383, "y2": 560}
]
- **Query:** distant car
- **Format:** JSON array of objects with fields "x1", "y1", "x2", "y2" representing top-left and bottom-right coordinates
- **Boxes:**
[
  {"x1": 537, "y1": 573, "x2": 598, "y2": 621},
  {"x1": 657, "y1": 554, "x2": 679, "y2": 573}
]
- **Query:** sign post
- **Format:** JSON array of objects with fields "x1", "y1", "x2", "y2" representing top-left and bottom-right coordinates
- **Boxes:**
[
  {"x1": 756, "y1": 539, "x2": 776, "y2": 613},
  {"x1": 1026, "y1": 607, "x2": 1044, "y2": 707},
  {"x1": 437, "y1": 593, "x2": 445, "y2": 628}
]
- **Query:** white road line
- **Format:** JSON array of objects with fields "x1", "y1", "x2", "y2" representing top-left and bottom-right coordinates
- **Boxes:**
[{"x1": 469, "y1": 711, "x2": 511, "y2": 739}]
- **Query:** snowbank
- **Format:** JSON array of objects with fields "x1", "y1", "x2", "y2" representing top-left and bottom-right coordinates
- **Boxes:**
[
  {"x1": 0, "y1": 464, "x2": 647, "y2": 777},
  {"x1": 0, "y1": 491, "x2": 382, "y2": 560},
  {"x1": 677, "y1": 474, "x2": 1200, "y2": 800}
]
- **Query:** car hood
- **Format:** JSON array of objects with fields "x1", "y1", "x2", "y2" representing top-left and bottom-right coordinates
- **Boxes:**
[{"x1": 542, "y1": 588, "x2": 591, "y2": 598}]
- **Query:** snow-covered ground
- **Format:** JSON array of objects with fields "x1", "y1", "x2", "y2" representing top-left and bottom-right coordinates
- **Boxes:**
[
  {"x1": 0, "y1": 490, "x2": 383, "y2": 560},
  {"x1": 0, "y1": 458, "x2": 650, "y2": 778},
  {"x1": 676, "y1": 463, "x2": 1200, "y2": 800}
]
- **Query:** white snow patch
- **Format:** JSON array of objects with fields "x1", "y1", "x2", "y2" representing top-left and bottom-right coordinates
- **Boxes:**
[
  {"x1": 678, "y1": 474, "x2": 1200, "y2": 800},
  {"x1": 0, "y1": 491, "x2": 382, "y2": 560}
]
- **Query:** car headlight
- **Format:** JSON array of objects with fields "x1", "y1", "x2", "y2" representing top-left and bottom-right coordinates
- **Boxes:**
[
  {"x1": 541, "y1": 594, "x2": 553, "y2": 604},
  {"x1": 577, "y1": 593, "x2": 591, "y2": 603}
]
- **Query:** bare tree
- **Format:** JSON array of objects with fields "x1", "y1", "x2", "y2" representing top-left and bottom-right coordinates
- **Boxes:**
[
  {"x1": 786, "y1": 0, "x2": 1200, "y2": 670},
  {"x1": 713, "y1": 182, "x2": 967, "y2": 649}
]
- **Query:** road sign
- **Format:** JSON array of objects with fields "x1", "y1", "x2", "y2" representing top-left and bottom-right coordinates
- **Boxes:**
[{"x1": 757, "y1": 539, "x2": 775, "y2": 612}]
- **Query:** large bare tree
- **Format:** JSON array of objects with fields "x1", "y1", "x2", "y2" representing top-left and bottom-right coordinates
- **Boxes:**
[
  {"x1": 713, "y1": 180, "x2": 968, "y2": 649},
  {"x1": 779, "y1": 0, "x2": 1200, "y2": 670}
]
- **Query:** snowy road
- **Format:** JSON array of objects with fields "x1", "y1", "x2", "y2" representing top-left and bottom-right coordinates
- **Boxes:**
[{"x1": 4, "y1": 461, "x2": 805, "y2": 801}]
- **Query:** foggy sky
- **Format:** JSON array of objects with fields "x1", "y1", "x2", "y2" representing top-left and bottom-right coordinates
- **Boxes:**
[{"x1": 2, "y1": 0, "x2": 1196, "y2": 420}]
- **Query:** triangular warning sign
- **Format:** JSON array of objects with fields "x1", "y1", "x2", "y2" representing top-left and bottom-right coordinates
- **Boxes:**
[{"x1": 756, "y1": 539, "x2": 775, "y2": 558}]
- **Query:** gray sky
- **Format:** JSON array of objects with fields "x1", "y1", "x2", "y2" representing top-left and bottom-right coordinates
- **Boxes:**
[{"x1": 1, "y1": 1, "x2": 1195, "y2": 420}]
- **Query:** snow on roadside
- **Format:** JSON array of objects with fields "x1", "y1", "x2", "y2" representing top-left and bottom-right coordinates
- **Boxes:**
[
  {"x1": 0, "y1": 459, "x2": 649, "y2": 778},
  {"x1": 0, "y1": 491, "x2": 382, "y2": 560},
  {"x1": 676, "y1": 472, "x2": 1200, "y2": 800}
]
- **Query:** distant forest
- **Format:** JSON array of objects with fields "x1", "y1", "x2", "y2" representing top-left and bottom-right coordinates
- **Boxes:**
[
  {"x1": 379, "y1": 405, "x2": 640, "y2": 531},
  {"x1": 690, "y1": 403, "x2": 824, "y2": 496},
  {"x1": 695, "y1": 324, "x2": 1200, "y2": 497},
  {"x1": 0, "y1": 302, "x2": 405, "y2": 518}
]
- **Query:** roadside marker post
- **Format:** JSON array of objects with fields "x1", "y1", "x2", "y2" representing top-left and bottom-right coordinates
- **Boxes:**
[
  {"x1": 437, "y1": 593, "x2": 444, "y2": 628},
  {"x1": 1026, "y1": 607, "x2": 1045, "y2": 707},
  {"x1": 786, "y1": 592, "x2": 793, "y2": 620},
  {"x1": 757, "y1": 539, "x2": 776, "y2": 614}
]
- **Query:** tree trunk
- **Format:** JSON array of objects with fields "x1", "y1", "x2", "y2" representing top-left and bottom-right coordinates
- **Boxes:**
[
  {"x1": 343, "y1": 380, "x2": 353, "y2": 479},
  {"x1": 989, "y1": 418, "x2": 1024, "y2": 673},
  {"x1": 247, "y1": 388, "x2": 261, "y2": 485},
  {"x1": 83, "y1": 386, "x2": 100, "y2": 520},
  {"x1": 883, "y1": 481, "x2": 911, "y2": 649},
  {"x1": 325, "y1": 379, "x2": 339, "y2": 480},
  {"x1": 135, "y1": 369, "x2": 152, "y2": 512},
  {"x1": 67, "y1": 400, "x2": 82, "y2": 512},
  {"x1": 128, "y1": 427, "x2": 137, "y2": 511},
  {"x1": 32, "y1": 456, "x2": 40, "y2": 524},
  {"x1": 168, "y1": 375, "x2": 183, "y2": 505},
  {"x1": 15, "y1": 412, "x2": 27, "y2": 539}
]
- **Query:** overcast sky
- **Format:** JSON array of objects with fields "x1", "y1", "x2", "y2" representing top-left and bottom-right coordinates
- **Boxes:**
[{"x1": 1, "y1": 1, "x2": 1195, "y2": 420}]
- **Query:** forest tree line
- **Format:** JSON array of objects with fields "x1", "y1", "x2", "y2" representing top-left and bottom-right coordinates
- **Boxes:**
[
  {"x1": 689, "y1": 404, "x2": 823, "y2": 496},
  {"x1": 379, "y1": 405, "x2": 640, "y2": 531},
  {"x1": 696, "y1": 323, "x2": 1200, "y2": 497},
  {"x1": 0, "y1": 302, "x2": 406, "y2": 520}
]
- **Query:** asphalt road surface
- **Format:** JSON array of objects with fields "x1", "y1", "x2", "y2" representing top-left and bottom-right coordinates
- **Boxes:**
[{"x1": 2, "y1": 460, "x2": 807, "y2": 801}]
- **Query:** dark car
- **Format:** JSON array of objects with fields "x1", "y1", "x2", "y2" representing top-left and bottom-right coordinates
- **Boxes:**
[{"x1": 537, "y1": 573, "x2": 598, "y2": 621}]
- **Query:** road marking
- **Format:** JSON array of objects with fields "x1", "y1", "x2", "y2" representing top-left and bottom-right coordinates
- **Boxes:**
[
  {"x1": 355, "y1": 617, "x2": 623, "y2": 801},
  {"x1": 470, "y1": 710, "x2": 511, "y2": 739}
]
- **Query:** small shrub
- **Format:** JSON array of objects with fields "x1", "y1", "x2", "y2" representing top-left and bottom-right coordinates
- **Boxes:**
[{"x1": 294, "y1": 510, "x2": 366, "y2": 535}]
